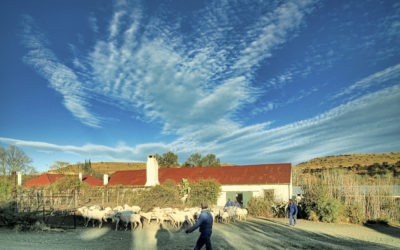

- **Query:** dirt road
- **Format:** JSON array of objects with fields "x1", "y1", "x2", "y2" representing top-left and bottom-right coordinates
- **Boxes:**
[{"x1": 0, "y1": 218, "x2": 399, "y2": 250}]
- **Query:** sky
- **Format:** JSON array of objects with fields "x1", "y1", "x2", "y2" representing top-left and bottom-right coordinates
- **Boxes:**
[{"x1": 0, "y1": 0, "x2": 399, "y2": 172}]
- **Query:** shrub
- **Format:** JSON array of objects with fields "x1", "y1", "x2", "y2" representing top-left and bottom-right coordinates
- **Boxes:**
[
  {"x1": 188, "y1": 179, "x2": 221, "y2": 206},
  {"x1": 247, "y1": 197, "x2": 272, "y2": 217},
  {"x1": 316, "y1": 197, "x2": 342, "y2": 223},
  {"x1": 45, "y1": 176, "x2": 88, "y2": 192},
  {"x1": 346, "y1": 202, "x2": 364, "y2": 224},
  {"x1": 308, "y1": 210, "x2": 319, "y2": 221},
  {"x1": 131, "y1": 180, "x2": 182, "y2": 211},
  {"x1": 302, "y1": 180, "x2": 344, "y2": 223},
  {"x1": 0, "y1": 180, "x2": 11, "y2": 202}
]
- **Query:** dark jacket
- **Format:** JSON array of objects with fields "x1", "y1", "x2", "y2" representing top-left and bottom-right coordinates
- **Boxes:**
[
  {"x1": 287, "y1": 202, "x2": 298, "y2": 215},
  {"x1": 186, "y1": 209, "x2": 213, "y2": 236}
]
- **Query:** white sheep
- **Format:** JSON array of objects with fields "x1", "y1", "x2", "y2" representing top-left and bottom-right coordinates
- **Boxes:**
[
  {"x1": 140, "y1": 212, "x2": 152, "y2": 223},
  {"x1": 85, "y1": 208, "x2": 109, "y2": 228},
  {"x1": 168, "y1": 212, "x2": 187, "y2": 228},
  {"x1": 77, "y1": 206, "x2": 89, "y2": 225},
  {"x1": 115, "y1": 211, "x2": 142, "y2": 231},
  {"x1": 124, "y1": 204, "x2": 141, "y2": 213},
  {"x1": 113, "y1": 205, "x2": 124, "y2": 212},
  {"x1": 89, "y1": 205, "x2": 101, "y2": 210}
]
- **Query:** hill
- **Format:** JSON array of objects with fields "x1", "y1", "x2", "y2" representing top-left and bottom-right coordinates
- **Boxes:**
[
  {"x1": 47, "y1": 162, "x2": 146, "y2": 175},
  {"x1": 294, "y1": 152, "x2": 400, "y2": 169}
]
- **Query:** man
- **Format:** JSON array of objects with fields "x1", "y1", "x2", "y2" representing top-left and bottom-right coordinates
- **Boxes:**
[
  {"x1": 224, "y1": 198, "x2": 233, "y2": 208},
  {"x1": 234, "y1": 199, "x2": 241, "y2": 207},
  {"x1": 185, "y1": 203, "x2": 213, "y2": 250},
  {"x1": 286, "y1": 199, "x2": 298, "y2": 226}
]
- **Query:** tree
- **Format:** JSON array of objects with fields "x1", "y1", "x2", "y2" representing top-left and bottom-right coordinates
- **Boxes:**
[
  {"x1": 0, "y1": 147, "x2": 6, "y2": 175},
  {"x1": 82, "y1": 159, "x2": 93, "y2": 175},
  {"x1": 183, "y1": 153, "x2": 202, "y2": 167},
  {"x1": 156, "y1": 152, "x2": 178, "y2": 168},
  {"x1": 4, "y1": 145, "x2": 36, "y2": 174},
  {"x1": 49, "y1": 161, "x2": 70, "y2": 172},
  {"x1": 200, "y1": 154, "x2": 220, "y2": 167}
]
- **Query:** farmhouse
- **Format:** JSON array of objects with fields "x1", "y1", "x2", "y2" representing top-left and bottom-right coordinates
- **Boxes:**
[
  {"x1": 109, "y1": 155, "x2": 292, "y2": 207},
  {"x1": 23, "y1": 174, "x2": 103, "y2": 187}
]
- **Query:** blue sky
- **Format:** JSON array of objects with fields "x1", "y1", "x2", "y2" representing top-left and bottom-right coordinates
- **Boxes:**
[{"x1": 1, "y1": 0, "x2": 399, "y2": 172}]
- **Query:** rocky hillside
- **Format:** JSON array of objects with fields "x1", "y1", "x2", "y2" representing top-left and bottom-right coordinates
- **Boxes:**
[{"x1": 295, "y1": 152, "x2": 400, "y2": 169}]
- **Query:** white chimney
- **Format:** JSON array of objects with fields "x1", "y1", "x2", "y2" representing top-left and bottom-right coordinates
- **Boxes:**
[
  {"x1": 103, "y1": 174, "x2": 109, "y2": 185},
  {"x1": 17, "y1": 172, "x2": 22, "y2": 186},
  {"x1": 145, "y1": 155, "x2": 159, "y2": 186},
  {"x1": 79, "y1": 172, "x2": 82, "y2": 182}
]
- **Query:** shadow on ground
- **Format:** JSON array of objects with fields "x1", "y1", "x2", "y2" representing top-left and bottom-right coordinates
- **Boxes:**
[
  {"x1": 364, "y1": 222, "x2": 400, "y2": 239},
  {"x1": 213, "y1": 218, "x2": 398, "y2": 250}
]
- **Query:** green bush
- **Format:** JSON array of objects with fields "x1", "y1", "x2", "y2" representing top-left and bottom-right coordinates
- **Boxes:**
[
  {"x1": 247, "y1": 197, "x2": 272, "y2": 217},
  {"x1": 188, "y1": 179, "x2": 221, "y2": 206},
  {"x1": 346, "y1": 202, "x2": 364, "y2": 224},
  {"x1": 302, "y1": 181, "x2": 344, "y2": 223},
  {"x1": 0, "y1": 180, "x2": 11, "y2": 202},
  {"x1": 45, "y1": 176, "x2": 88, "y2": 192},
  {"x1": 308, "y1": 210, "x2": 319, "y2": 221},
  {"x1": 316, "y1": 197, "x2": 342, "y2": 223},
  {"x1": 131, "y1": 180, "x2": 182, "y2": 211}
]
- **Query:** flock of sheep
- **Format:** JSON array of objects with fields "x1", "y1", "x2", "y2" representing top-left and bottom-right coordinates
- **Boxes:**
[{"x1": 77, "y1": 204, "x2": 248, "y2": 231}]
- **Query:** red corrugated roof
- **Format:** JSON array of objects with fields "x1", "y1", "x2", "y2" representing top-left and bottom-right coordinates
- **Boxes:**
[
  {"x1": 82, "y1": 176, "x2": 103, "y2": 186},
  {"x1": 23, "y1": 174, "x2": 103, "y2": 187},
  {"x1": 108, "y1": 163, "x2": 291, "y2": 186},
  {"x1": 23, "y1": 174, "x2": 65, "y2": 187}
]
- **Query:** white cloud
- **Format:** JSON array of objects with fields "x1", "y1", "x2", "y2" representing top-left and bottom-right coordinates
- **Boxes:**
[
  {"x1": 333, "y1": 63, "x2": 400, "y2": 100},
  {"x1": 88, "y1": 14, "x2": 99, "y2": 33},
  {"x1": 21, "y1": 1, "x2": 316, "y2": 134},
  {"x1": 0, "y1": 137, "x2": 170, "y2": 162},
  {"x1": 12, "y1": 1, "x2": 400, "y2": 168},
  {"x1": 2, "y1": 84, "x2": 399, "y2": 166},
  {"x1": 21, "y1": 15, "x2": 101, "y2": 128}
]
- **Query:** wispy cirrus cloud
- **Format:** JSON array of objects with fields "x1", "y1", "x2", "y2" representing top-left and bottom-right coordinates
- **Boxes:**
[
  {"x1": 21, "y1": 0, "x2": 317, "y2": 134},
  {"x1": 21, "y1": 15, "x2": 101, "y2": 128},
  {"x1": 2, "y1": 84, "x2": 400, "y2": 166},
  {"x1": 333, "y1": 63, "x2": 400, "y2": 100}
]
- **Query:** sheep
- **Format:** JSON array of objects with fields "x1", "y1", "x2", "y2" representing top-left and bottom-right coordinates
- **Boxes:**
[
  {"x1": 235, "y1": 208, "x2": 248, "y2": 221},
  {"x1": 140, "y1": 212, "x2": 153, "y2": 223},
  {"x1": 77, "y1": 206, "x2": 89, "y2": 225},
  {"x1": 89, "y1": 205, "x2": 101, "y2": 210},
  {"x1": 85, "y1": 208, "x2": 109, "y2": 228},
  {"x1": 221, "y1": 211, "x2": 230, "y2": 223},
  {"x1": 113, "y1": 205, "x2": 124, "y2": 212},
  {"x1": 124, "y1": 204, "x2": 141, "y2": 213},
  {"x1": 115, "y1": 211, "x2": 142, "y2": 231},
  {"x1": 168, "y1": 212, "x2": 186, "y2": 228}
]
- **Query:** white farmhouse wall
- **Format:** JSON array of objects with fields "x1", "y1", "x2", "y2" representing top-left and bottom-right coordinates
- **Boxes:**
[{"x1": 216, "y1": 184, "x2": 290, "y2": 207}]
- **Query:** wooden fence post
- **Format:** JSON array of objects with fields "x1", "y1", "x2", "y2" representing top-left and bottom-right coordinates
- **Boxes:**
[
  {"x1": 107, "y1": 188, "x2": 109, "y2": 203},
  {"x1": 42, "y1": 190, "x2": 45, "y2": 221},
  {"x1": 102, "y1": 190, "x2": 104, "y2": 208},
  {"x1": 117, "y1": 190, "x2": 119, "y2": 206},
  {"x1": 50, "y1": 190, "x2": 53, "y2": 207}
]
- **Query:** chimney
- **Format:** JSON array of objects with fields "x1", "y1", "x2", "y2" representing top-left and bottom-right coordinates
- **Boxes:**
[
  {"x1": 79, "y1": 172, "x2": 82, "y2": 182},
  {"x1": 17, "y1": 172, "x2": 22, "y2": 186},
  {"x1": 103, "y1": 174, "x2": 109, "y2": 185},
  {"x1": 145, "y1": 155, "x2": 159, "y2": 186}
]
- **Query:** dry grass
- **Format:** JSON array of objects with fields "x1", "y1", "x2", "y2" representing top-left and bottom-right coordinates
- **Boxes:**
[
  {"x1": 47, "y1": 162, "x2": 146, "y2": 175},
  {"x1": 295, "y1": 152, "x2": 400, "y2": 169}
]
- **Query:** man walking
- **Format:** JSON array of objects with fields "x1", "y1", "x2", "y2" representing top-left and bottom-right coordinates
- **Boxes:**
[
  {"x1": 185, "y1": 203, "x2": 213, "y2": 250},
  {"x1": 287, "y1": 199, "x2": 298, "y2": 226}
]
